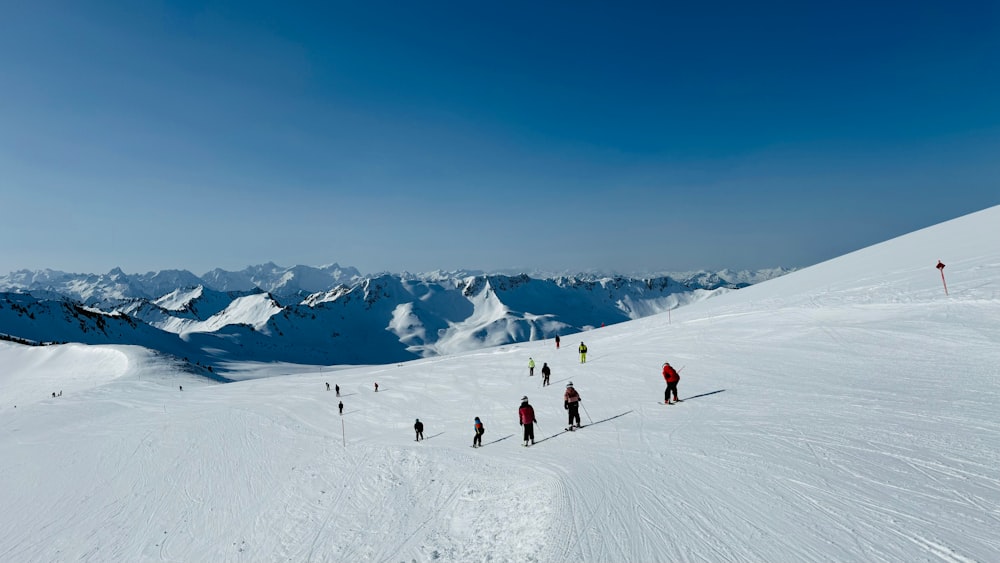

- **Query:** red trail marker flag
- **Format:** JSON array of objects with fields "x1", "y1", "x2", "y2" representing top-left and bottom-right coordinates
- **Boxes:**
[{"x1": 936, "y1": 260, "x2": 948, "y2": 296}]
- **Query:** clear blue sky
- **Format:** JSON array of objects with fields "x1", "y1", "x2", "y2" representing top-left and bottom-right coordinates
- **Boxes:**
[{"x1": 2, "y1": 1, "x2": 998, "y2": 276}]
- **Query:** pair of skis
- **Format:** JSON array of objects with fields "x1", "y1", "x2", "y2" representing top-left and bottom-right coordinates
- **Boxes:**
[{"x1": 658, "y1": 399, "x2": 683, "y2": 405}]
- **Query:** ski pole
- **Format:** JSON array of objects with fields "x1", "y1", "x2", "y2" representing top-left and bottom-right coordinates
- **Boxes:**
[{"x1": 581, "y1": 403, "x2": 593, "y2": 424}]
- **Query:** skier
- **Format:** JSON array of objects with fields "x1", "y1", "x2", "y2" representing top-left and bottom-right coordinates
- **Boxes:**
[
  {"x1": 414, "y1": 418, "x2": 424, "y2": 441},
  {"x1": 528, "y1": 357, "x2": 535, "y2": 376},
  {"x1": 662, "y1": 362, "x2": 681, "y2": 404},
  {"x1": 335, "y1": 384, "x2": 340, "y2": 397},
  {"x1": 541, "y1": 362, "x2": 551, "y2": 386},
  {"x1": 473, "y1": 417, "x2": 485, "y2": 448},
  {"x1": 179, "y1": 385, "x2": 183, "y2": 391},
  {"x1": 555, "y1": 335, "x2": 560, "y2": 349},
  {"x1": 338, "y1": 401, "x2": 344, "y2": 415},
  {"x1": 518, "y1": 396, "x2": 537, "y2": 446},
  {"x1": 326, "y1": 382, "x2": 330, "y2": 391},
  {"x1": 564, "y1": 382, "x2": 582, "y2": 429},
  {"x1": 578, "y1": 342, "x2": 588, "y2": 363},
  {"x1": 374, "y1": 382, "x2": 379, "y2": 392}
]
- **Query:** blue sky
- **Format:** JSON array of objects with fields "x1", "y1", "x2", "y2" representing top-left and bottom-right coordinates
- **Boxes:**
[{"x1": 2, "y1": 1, "x2": 998, "y2": 276}]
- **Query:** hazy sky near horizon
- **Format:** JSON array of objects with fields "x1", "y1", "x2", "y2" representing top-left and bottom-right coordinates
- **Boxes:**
[{"x1": 2, "y1": 1, "x2": 998, "y2": 276}]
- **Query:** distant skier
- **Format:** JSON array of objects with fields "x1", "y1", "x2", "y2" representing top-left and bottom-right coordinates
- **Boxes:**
[
  {"x1": 578, "y1": 342, "x2": 588, "y2": 363},
  {"x1": 179, "y1": 385, "x2": 183, "y2": 391},
  {"x1": 519, "y1": 396, "x2": 537, "y2": 446},
  {"x1": 473, "y1": 417, "x2": 485, "y2": 448},
  {"x1": 335, "y1": 384, "x2": 340, "y2": 397},
  {"x1": 51, "y1": 392, "x2": 56, "y2": 398},
  {"x1": 374, "y1": 382, "x2": 379, "y2": 392},
  {"x1": 528, "y1": 357, "x2": 535, "y2": 376},
  {"x1": 662, "y1": 362, "x2": 681, "y2": 404},
  {"x1": 414, "y1": 418, "x2": 424, "y2": 441},
  {"x1": 338, "y1": 401, "x2": 344, "y2": 415},
  {"x1": 326, "y1": 382, "x2": 330, "y2": 391},
  {"x1": 555, "y1": 335, "x2": 560, "y2": 349},
  {"x1": 541, "y1": 362, "x2": 551, "y2": 386},
  {"x1": 564, "y1": 382, "x2": 582, "y2": 429},
  {"x1": 57, "y1": 390, "x2": 62, "y2": 397}
]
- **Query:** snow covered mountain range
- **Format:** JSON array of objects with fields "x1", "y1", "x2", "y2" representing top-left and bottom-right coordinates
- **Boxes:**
[{"x1": 0, "y1": 265, "x2": 789, "y2": 369}]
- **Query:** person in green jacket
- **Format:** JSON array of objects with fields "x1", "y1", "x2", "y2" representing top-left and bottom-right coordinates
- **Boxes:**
[{"x1": 528, "y1": 357, "x2": 535, "y2": 376}]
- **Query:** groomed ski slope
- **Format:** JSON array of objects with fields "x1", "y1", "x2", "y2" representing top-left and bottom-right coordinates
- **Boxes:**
[{"x1": 1, "y1": 206, "x2": 999, "y2": 562}]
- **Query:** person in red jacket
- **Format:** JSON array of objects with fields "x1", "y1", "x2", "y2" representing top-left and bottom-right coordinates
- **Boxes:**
[
  {"x1": 662, "y1": 362, "x2": 681, "y2": 404},
  {"x1": 518, "y1": 396, "x2": 537, "y2": 446}
]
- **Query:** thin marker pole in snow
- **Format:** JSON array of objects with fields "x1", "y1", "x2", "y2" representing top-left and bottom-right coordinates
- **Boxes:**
[
  {"x1": 937, "y1": 260, "x2": 948, "y2": 296},
  {"x1": 342, "y1": 418, "x2": 346, "y2": 448},
  {"x1": 581, "y1": 403, "x2": 594, "y2": 424}
]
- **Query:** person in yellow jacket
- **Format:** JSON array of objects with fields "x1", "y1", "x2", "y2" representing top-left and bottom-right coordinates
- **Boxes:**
[
  {"x1": 528, "y1": 357, "x2": 535, "y2": 376},
  {"x1": 578, "y1": 342, "x2": 588, "y2": 363}
]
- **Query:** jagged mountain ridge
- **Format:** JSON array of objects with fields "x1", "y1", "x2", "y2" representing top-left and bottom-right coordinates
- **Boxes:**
[
  {"x1": 0, "y1": 263, "x2": 363, "y2": 307},
  {"x1": 0, "y1": 263, "x2": 788, "y2": 306},
  {"x1": 0, "y1": 266, "x2": 789, "y2": 368}
]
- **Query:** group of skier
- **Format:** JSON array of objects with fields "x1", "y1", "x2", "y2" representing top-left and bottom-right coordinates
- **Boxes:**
[
  {"x1": 514, "y1": 381, "x2": 585, "y2": 446},
  {"x1": 332, "y1": 333, "x2": 684, "y2": 449},
  {"x1": 327, "y1": 382, "x2": 345, "y2": 414},
  {"x1": 511, "y1": 353, "x2": 682, "y2": 447}
]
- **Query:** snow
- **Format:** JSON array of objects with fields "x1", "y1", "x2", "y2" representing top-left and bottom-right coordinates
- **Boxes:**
[
  {"x1": 183, "y1": 293, "x2": 283, "y2": 334},
  {"x1": 1, "y1": 206, "x2": 999, "y2": 562},
  {"x1": 155, "y1": 286, "x2": 205, "y2": 312}
]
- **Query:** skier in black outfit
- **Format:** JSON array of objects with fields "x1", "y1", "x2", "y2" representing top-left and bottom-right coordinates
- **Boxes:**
[
  {"x1": 335, "y1": 384, "x2": 340, "y2": 397},
  {"x1": 414, "y1": 418, "x2": 424, "y2": 441},
  {"x1": 338, "y1": 401, "x2": 344, "y2": 415},
  {"x1": 541, "y1": 362, "x2": 551, "y2": 386}
]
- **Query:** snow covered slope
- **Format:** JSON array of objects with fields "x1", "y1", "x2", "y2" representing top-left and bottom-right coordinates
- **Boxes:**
[{"x1": 0, "y1": 206, "x2": 998, "y2": 562}]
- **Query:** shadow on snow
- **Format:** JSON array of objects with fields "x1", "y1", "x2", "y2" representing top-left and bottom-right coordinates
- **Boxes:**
[
  {"x1": 481, "y1": 434, "x2": 515, "y2": 447},
  {"x1": 683, "y1": 389, "x2": 726, "y2": 401},
  {"x1": 534, "y1": 410, "x2": 633, "y2": 445}
]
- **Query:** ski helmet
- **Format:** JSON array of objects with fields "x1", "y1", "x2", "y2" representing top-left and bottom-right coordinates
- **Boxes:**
[
  {"x1": 521, "y1": 395, "x2": 528, "y2": 402},
  {"x1": 567, "y1": 382, "x2": 574, "y2": 387}
]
